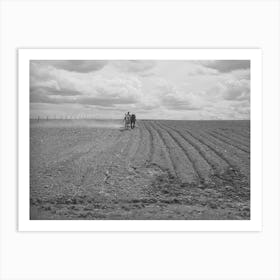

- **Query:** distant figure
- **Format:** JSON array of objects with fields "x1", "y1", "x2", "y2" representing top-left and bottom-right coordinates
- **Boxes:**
[
  {"x1": 124, "y1": 112, "x2": 131, "y2": 129},
  {"x1": 130, "y1": 114, "x2": 136, "y2": 129}
]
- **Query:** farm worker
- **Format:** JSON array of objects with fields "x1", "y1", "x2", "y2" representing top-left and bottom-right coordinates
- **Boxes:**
[
  {"x1": 130, "y1": 114, "x2": 136, "y2": 129},
  {"x1": 124, "y1": 112, "x2": 131, "y2": 129}
]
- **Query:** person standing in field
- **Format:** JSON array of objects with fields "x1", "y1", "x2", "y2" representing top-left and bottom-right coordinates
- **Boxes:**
[
  {"x1": 130, "y1": 113, "x2": 136, "y2": 129},
  {"x1": 124, "y1": 112, "x2": 131, "y2": 129}
]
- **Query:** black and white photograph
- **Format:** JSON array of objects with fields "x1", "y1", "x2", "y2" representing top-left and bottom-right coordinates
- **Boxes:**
[
  {"x1": 2, "y1": 1, "x2": 279, "y2": 279},
  {"x1": 29, "y1": 57, "x2": 251, "y2": 220}
]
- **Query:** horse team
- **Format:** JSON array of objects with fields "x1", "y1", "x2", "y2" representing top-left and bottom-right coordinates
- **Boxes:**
[{"x1": 124, "y1": 112, "x2": 136, "y2": 129}]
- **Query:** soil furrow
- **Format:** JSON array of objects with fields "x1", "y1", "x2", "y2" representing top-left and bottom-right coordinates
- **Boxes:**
[
  {"x1": 146, "y1": 122, "x2": 179, "y2": 178},
  {"x1": 30, "y1": 119, "x2": 250, "y2": 220},
  {"x1": 145, "y1": 122, "x2": 176, "y2": 176},
  {"x1": 158, "y1": 121, "x2": 226, "y2": 174},
  {"x1": 183, "y1": 128, "x2": 236, "y2": 169},
  {"x1": 215, "y1": 129, "x2": 250, "y2": 148},
  {"x1": 141, "y1": 121, "x2": 155, "y2": 164},
  {"x1": 129, "y1": 121, "x2": 152, "y2": 167},
  {"x1": 155, "y1": 121, "x2": 206, "y2": 180},
  {"x1": 132, "y1": 121, "x2": 143, "y2": 158},
  {"x1": 151, "y1": 122, "x2": 198, "y2": 183},
  {"x1": 232, "y1": 129, "x2": 250, "y2": 139},
  {"x1": 206, "y1": 131, "x2": 250, "y2": 154},
  {"x1": 195, "y1": 131, "x2": 250, "y2": 177}
]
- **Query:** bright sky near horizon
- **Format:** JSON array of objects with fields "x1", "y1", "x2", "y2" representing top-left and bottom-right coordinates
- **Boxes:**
[{"x1": 30, "y1": 60, "x2": 250, "y2": 120}]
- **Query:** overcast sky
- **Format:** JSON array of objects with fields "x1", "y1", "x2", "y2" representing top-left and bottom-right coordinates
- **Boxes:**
[{"x1": 30, "y1": 60, "x2": 250, "y2": 120}]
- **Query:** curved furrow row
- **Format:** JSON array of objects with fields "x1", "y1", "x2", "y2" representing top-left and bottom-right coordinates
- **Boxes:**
[
  {"x1": 158, "y1": 121, "x2": 229, "y2": 174},
  {"x1": 214, "y1": 127, "x2": 250, "y2": 140},
  {"x1": 206, "y1": 131, "x2": 250, "y2": 154},
  {"x1": 141, "y1": 121, "x2": 155, "y2": 164},
  {"x1": 215, "y1": 129, "x2": 250, "y2": 148},
  {"x1": 149, "y1": 122, "x2": 199, "y2": 183},
  {"x1": 155, "y1": 121, "x2": 212, "y2": 180},
  {"x1": 188, "y1": 130, "x2": 249, "y2": 177},
  {"x1": 144, "y1": 122, "x2": 176, "y2": 176},
  {"x1": 235, "y1": 129, "x2": 250, "y2": 139},
  {"x1": 132, "y1": 121, "x2": 144, "y2": 158},
  {"x1": 182, "y1": 128, "x2": 236, "y2": 169},
  {"x1": 129, "y1": 121, "x2": 153, "y2": 167},
  {"x1": 126, "y1": 125, "x2": 142, "y2": 161},
  {"x1": 217, "y1": 127, "x2": 250, "y2": 138}
]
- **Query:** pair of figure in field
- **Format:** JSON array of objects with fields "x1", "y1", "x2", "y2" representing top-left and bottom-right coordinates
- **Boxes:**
[{"x1": 124, "y1": 112, "x2": 136, "y2": 129}]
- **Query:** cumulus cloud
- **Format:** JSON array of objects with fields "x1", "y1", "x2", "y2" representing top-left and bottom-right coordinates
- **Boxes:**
[
  {"x1": 30, "y1": 60, "x2": 251, "y2": 119},
  {"x1": 215, "y1": 79, "x2": 250, "y2": 101},
  {"x1": 188, "y1": 65, "x2": 218, "y2": 76},
  {"x1": 224, "y1": 80, "x2": 250, "y2": 101},
  {"x1": 30, "y1": 89, "x2": 137, "y2": 107},
  {"x1": 199, "y1": 60, "x2": 250, "y2": 73},
  {"x1": 32, "y1": 60, "x2": 107, "y2": 73},
  {"x1": 149, "y1": 78, "x2": 202, "y2": 111},
  {"x1": 31, "y1": 86, "x2": 82, "y2": 97},
  {"x1": 161, "y1": 95, "x2": 200, "y2": 110},
  {"x1": 231, "y1": 69, "x2": 251, "y2": 80},
  {"x1": 112, "y1": 60, "x2": 156, "y2": 73},
  {"x1": 30, "y1": 62, "x2": 143, "y2": 107}
]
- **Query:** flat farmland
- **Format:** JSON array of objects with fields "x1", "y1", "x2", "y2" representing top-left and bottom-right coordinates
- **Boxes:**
[{"x1": 30, "y1": 119, "x2": 250, "y2": 220}]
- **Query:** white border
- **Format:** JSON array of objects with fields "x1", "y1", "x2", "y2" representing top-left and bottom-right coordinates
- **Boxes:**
[{"x1": 18, "y1": 49, "x2": 262, "y2": 231}]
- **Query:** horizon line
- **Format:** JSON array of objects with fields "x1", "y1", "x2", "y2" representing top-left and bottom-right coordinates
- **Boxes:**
[{"x1": 30, "y1": 118, "x2": 250, "y2": 121}]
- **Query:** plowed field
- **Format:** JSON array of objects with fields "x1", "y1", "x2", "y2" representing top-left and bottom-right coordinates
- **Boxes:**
[{"x1": 30, "y1": 119, "x2": 250, "y2": 220}]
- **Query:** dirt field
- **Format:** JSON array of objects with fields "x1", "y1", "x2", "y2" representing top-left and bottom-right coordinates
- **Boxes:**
[{"x1": 30, "y1": 119, "x2": 250, "y2": 220}]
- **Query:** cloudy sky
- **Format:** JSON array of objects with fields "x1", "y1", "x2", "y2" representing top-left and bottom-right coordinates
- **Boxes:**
[{"x1": 30, "y1": 60, "x2": 250, "y2": 120}]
